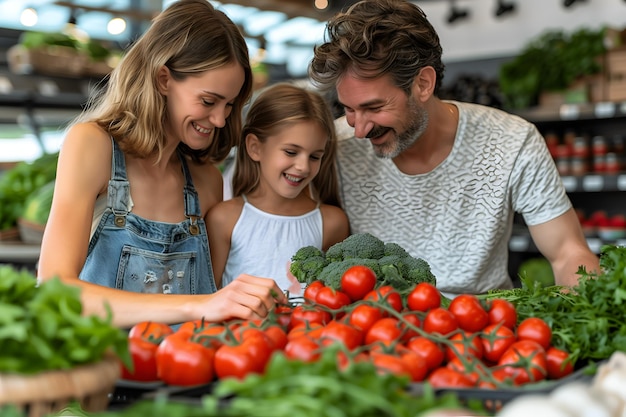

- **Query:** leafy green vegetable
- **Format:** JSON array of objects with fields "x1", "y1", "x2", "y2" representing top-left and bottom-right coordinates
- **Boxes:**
[
  {"x1": 0, "y1": 265, "x2": 130, "y2": 374},
  {"x1": 480, "y1": 245, "x2": 626, "y2": 364}
]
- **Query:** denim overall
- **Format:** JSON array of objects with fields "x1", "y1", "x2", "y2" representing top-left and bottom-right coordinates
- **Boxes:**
[{"x1": 79, "y1": 139, "x2": 217, "y2": 295}]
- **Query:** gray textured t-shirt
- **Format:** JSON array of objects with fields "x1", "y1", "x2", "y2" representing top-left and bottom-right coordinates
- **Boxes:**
[{"x1": 334, "y1": 101, "x2": 571, "y2": 297}]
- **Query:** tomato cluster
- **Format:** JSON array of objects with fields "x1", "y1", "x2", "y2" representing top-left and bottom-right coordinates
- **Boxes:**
[{"x1": 120, "y1": 266, "x2": 576, "y2": 389}]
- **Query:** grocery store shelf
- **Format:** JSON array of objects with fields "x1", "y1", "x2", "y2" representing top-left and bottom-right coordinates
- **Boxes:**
[
  {"x1": 560, "y1": 173, "x2": 626, "y2": 193},
  {"x1": 509, "y1": 234, "x2": 625, "y2": 254},
  {"x1": 0, "y1": 241, "x2": 40, "y2": 263},
  {"x1": 516, "y1": 101, "x2": 626, "y2": 123}
]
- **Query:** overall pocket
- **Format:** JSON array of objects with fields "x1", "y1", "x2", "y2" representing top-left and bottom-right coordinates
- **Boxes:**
[{"x1": 116, "y1": 246, "x2": 197, "y2": 294}]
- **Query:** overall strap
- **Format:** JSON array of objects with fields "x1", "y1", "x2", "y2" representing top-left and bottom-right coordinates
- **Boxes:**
[
  {"x1": 178, "y1": 150, "x2": 201, "y2": 235},
  {"x1": 107, "y1": 138, "x2": 132, "y2": 227}
]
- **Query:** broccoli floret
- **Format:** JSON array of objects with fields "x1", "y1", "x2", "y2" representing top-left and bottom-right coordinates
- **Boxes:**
[
  {"x1": 325, "y1": 233, "x2": 386, "y2": 262},
  {"x1": 317, "y1": 258, "x2": 381, "y2": 290},
  {"x1": 403, "y1": 256, "x2": 437, "y2": 286},
  {"x1": 290, "y1": 246, "x2": 328, "y2": 284},
  {"x1": 383, "y1": 242, "x2": 409, "y2": 258}
]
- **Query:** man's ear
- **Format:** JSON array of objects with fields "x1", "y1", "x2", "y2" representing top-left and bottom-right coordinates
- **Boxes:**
[
  {"x1": 245, "y1": 133, "x2": 262, "y2": 161},
  {"x1": 411, "y1": 66, "x2": 436, "y2": 102},
  {"x1": 156, "y1": 65, "x2": 170, "y2": 95}
]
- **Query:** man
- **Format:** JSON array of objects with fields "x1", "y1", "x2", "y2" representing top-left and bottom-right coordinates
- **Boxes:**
[{"x1": 308, "y1": 0, "x2": 599, "y2": 297}]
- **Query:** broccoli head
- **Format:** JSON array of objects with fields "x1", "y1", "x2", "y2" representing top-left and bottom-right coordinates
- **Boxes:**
[
  {"x1": 290, "y1": 246, "x2": 328, "y2": 284},
  {"x1": 378, "y1": 254, "x2": 437, "y2": 289},
  {"x1": 317, "y1": 258, "x2": 382, "y2": 290},
  {"x1": 324, "y1": 233, "x2": 386, "y2": 262},
  {"x1": 403, "y1": 256, "x2": 437, "y2": 286},
  {"x1": 383, "y1": 242, "x2": 409, "y2": 258}
]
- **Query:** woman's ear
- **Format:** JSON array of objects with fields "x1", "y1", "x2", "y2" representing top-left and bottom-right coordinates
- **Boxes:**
[
  {"x1": 245, "y1": 134, "x2": 262, "y2": 162},
  {"x1": 156, "y1": 65, "x2": 170, "y2": 95},
  {"x1": 411, "y1": 66, "x2": 436, "y2": 102}
]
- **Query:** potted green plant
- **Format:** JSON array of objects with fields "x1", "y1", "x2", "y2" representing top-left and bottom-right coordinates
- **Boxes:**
[{"x1": 499, "y1": 27, "x2": 607, "y2": 110}]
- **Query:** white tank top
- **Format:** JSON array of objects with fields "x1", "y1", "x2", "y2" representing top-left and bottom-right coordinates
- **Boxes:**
[{"x1": 221, "y1": 196, "x2": 323, "y2": 292}]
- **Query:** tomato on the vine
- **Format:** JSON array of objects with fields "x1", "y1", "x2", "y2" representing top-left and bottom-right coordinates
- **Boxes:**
[
  {"x1": 264, "y1": 324, "x2": 289, "y2": 351},
  {"x1": 480, "y1": 323, "x2": 516, "y2": 363},
  {"x1": 363, "y1": 285, "x2": 403, "y2": 313},
  {"x1": 289, "y1": 304, "x2": 331, "y2": 330},
  {"x1": 487, "y1": 298, "x2": 517, "y2": 330},
  {"x1": 284, "y1": 335, "x2": 322, "y2": 363},
  {"x1": 399, "y1": 312, "x2": 421, "y2": 343},
  {"x1": 427, "y1": 367, "x2": 475, "y2": 388},
  {"x1": 405, "y1": 336, "x2": 445, "y2": 371},
  {"x1": 214, "y1": 330, "x2": 274, "y2": 380},
  {"x1": 546, "y1": 346, "x2": 575, "y2": 379},
  {"x1": 365, "y1": 317, "x2": 402, "y2": 346},
  {"x1": 320, "y1": 320, "x2": 364, "y2": 350},
  {"x1": 371, "y1": 350, "x2": 428, "y2": 382},
  {"x1": 497, "y1": 339, "x2": 547, "y2": 385},
  {"x1": 120, "y1": 337, "x2": 160, "y2": 382},
  {"x1": 446, "y1": 330, "x2": 484, "y2": 362},
  {"x1": 340, "y1": 265, "x2": 377, "y2": 301},
  {"x1": 448, "y1": 294, "x2": 489, "y2": 332},
  {"x1": 303, "y1": 280, "x2": 325, "y2": 303},
  {"x1": 347, "y1": 303, "x2": 384, "y2": 333},
  {"x1": 516, "y1": 317, "x2": 552, "y2": 350},
  {"x1": 129, "y1": 321, "x2": 174, "y2": 343},
  {"x1": 422, "y1": 307, "x2": 458, "y2": 336},
  {"x1": 406, "y1": 282, "x2": 441, "y2": 312},
  {"x1": 156, "y1": 333, "x2": 216, "y2": 386},
  {"x1": 315, "y1": 286, "x2": 352, "y2": 311}
]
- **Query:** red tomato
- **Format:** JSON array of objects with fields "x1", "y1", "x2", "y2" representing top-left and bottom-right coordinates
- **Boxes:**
[
  {"x1": 448, "y1": 294, "x2": 489, "y2": 332},
  {"x1": 546, "y1": 346, "x2": 575, "y2": 379},
  {"x1": 405, "y1": 336, "x2": 445, "y2": 371},
  {"x1": 320, "y1": 320, "x2": 364, "y2": 350},
  {"x1": 371, "y1": 351, "x2": 428, "y2": 382},
  {"x1": 365, "y1": 317, "x2": 402, "y2": 346},
  {"x1": 446, "y1": 331, "x2": 484, "y2": 362},
  {"x1": 516, "y1": 317, "x2": 552, "y2": 350},
  {"x1": 446, "y1": 356, "x2": 488, "y2": 386},
  {"x1": 315, "y1": 287, "x2": 352, "y2": 311},
  {"x1": 427, "y1": 367, "x2": 475, "y2": 388},
  {"x1": 399, "y1": 312, "x2": 421, "y2": 343},
  {"x1": 347, "y1": 303, "x2": 384, "y2": 333},
  {"x1": 120, "y1": 337, "x2": 160, "y2": 382},
  {"x1": 128, "y1": 321, "x2": 174, "y2": 343},
  {"x1": 284, "y1": 335, "x2": 322, "y2": 362},
  {"x1": 497, "y1": 339, "x2": 547, "y2": 385},
  {"x1": 264, "y1": 325, "x2": 289, "y2": 351},
  {"x1": 340, "y1": 265, "x2": 377, "y2": 301},
  {"x1": 214, "y1": 331, "x2": 273, "y2": 379},
  {"x1": 303, "y1": 281, "x2": 325, "y2": 303},
  {"x1": 364, "y1": 285, "x2": 403, "y2": 313},
  {"x1": 289, "y1": 304, "x2": 331, "y2": 331},
  {"x1": 407, "y1": 282, "x2": 441, "y2": 312},
  {"x1": 190, "y1": 323, "x2": 226, "y2": 348},
  {"x1": 487, "y1": 298, "x2": 518, "y2": 330},
  {"x1": 156, "y1": 334, "x2": 215, "y2": 386},
  {"x1": 480, "y1": 323, "x2": 516, "y2": 363},
  {"x1": 287, "y1": 322, "x2": 324, "y2": 340},
  {"x1": 271, "y1": 305, "x2": 293, "y2": 330},
  {"x1": 422, "y1": 307, "x2": 458, "y2": 336}
]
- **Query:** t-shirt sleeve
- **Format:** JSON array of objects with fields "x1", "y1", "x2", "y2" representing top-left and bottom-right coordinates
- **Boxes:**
[{"x1": 510, "y1": 123, "x2": 572, "y2": 226}]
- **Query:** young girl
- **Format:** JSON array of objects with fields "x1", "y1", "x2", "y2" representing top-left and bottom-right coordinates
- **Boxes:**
[
  {"x1": 37, "y1": 0, "x2": 286, "y2": 328},
  {"x1": 207, "y1": 83, "x2": 350, "y2": 293}
]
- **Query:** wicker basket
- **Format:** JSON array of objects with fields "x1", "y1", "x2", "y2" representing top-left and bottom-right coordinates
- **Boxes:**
[
  {"x1": 7, "y1": 44, "x2": 87, "y2": 78},
  {"x1": 0, "y1": 354, "x2": 120, "y2": 417},
  {"x1": 17, "y1": 218, "x2": 46, "y2": 245}
]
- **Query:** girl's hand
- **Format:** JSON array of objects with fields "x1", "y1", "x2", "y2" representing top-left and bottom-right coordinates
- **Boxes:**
[{"x1": 203, "y1": 274, "x2": 286, "y2": 321}]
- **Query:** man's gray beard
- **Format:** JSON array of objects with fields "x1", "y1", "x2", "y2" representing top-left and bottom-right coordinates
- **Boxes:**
[{"x1": 372, "y1": 98, "x2": 429, "y2": 159}]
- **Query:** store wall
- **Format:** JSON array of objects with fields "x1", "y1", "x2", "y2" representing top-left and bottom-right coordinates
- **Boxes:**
[{"x1": 416, "y1": 0, "x2": 626, "y2": 63}]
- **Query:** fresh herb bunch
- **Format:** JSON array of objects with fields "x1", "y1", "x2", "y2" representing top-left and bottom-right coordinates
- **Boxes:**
[
  {"x1": 482, "y1": 245, "x2": 626, "y2": 364},
  {"x1": 0, "y1": 265, "x2": 130, "y2": 374}
]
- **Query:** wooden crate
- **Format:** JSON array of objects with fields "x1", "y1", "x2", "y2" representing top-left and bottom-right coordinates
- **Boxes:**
[{"x1": 605, "y1": 48, "x2": 626, "y2": 102}]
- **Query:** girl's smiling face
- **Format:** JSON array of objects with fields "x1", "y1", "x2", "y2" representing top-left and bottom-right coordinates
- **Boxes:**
[
  {"x1": 159, "y1": 61, "x2": 245, "y2": 149},
  {"x1": 247, "y1": 120, "x2": 328, "y2": 200}
]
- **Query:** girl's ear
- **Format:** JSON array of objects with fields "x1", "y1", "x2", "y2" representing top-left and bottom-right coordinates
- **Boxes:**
[
  {"x1": 411, "y1": 66, "x2": 436, "y2": 103},
  {"x1": 156, "y1": 65, "x2": 170, "y2": 95},
  {"x1": 245, "y1": 133, "x2": 262, "y2": 162}
]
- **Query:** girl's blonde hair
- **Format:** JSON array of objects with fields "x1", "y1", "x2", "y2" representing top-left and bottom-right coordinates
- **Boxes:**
[
  {"x1": 75, "y1": 0, "x2": 253, "y2": 164},
  {"x1": 232, "y1": 83, "x2": 341, "y2": 207}
]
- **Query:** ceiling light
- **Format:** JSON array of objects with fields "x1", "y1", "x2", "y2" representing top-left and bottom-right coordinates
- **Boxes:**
[
  {"x1": 20, "y1": 7, "x2": 38, "y2": 27},
  {"x1": 446, "y1": 1, "x2": 470, "y2": 24},
  {"x1": 495, "y1": 0, "x2": 516, "y2": 17},
  {"x1": 107, "y1": 17, "x2": 127, "y2": 35}
]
